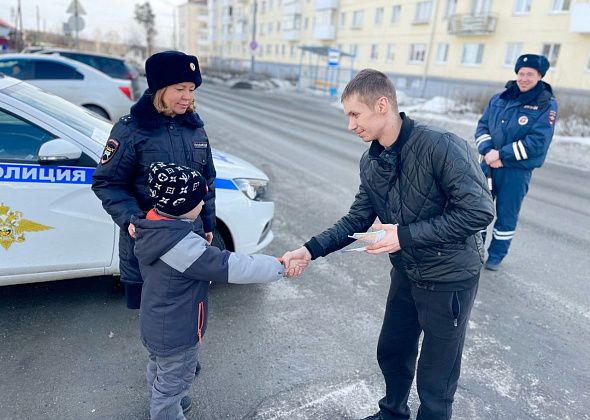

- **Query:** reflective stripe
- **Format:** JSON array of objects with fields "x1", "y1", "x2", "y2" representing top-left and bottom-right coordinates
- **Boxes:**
[
  {"x1": 512, "y1": 142, "x2": 522, "y2": 161},
  {"x1": 517, "y1": 140, "x2": 528, "y2": 160},
  {"x1": 493, "y1": 229, "x2": 515, "y2": 240},
  {"x1": 475, "y1": 133, "x2": 491, "y2": 146}
]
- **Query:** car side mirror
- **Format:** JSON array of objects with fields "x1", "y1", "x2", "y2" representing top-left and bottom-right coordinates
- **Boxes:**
[{"x1": 38, "y1": 139, "x2": 82, "y2": 165}]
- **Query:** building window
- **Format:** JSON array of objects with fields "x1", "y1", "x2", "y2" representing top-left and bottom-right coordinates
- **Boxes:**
[
  {"x1": 290, "y1": 45, "x2": 296, "y2": 57},
  {"x1": 304, "y1": 17, "x2": 309, "y2": 30},
  {"x1": 461, "y1": 43, "x2": 484, "y2": 65},
  {"x1": 352, "y1": 10, "x2": 364, "y2": 28},
  {"x1": 350, "y1": 44, "x2": 359, "y2": 57},
  {"x1": 542, "y1": 43, "x2": 561, "y2": 67},
  {"x1": 266, "y1": 44, "x2": 272, "y2": 54},
  {"x1": 281, "y1": 44, "x2": 285, "y2": 56},
  {"x1": 409, "y1": 43, "x2": 426, "y2": 63},
  {"x1": 386, "y1": 43, "x2": 396, "y2": 62},
  {"x1": 391, "y1": 5, "x2": 401, "y2": 23},
  {"x1": 587, "y1": 54, "x2": 590, "y2": 71},
  {"x1": 443, "y1": 0, "x2": 456, "y2": 19},
  {"x1": 436, "y1": 43, "x2": 449, "y2": 63},
  {"x1": 414, "y1": 1, "x2": 432, "y2": 23},
  {"x1": 260, "y1": 1, "x2": 266, "y2": 13},
  {"x1": 277, "y1": 21, "x2": 281, "y2": 31},
  {"x1": 551, "y1": 0, "x2": 571, "y2": 12},
  {"x1": 370, "y1": 44, "x2": 379, "y2": 60},
  {"x1": 340, "y1": 12, "x2": 346, "y2": 26},
  {"x1": 503, "y1": 43, "x2": 522, "y2": 66},
  {"x1": 375, "y1": 7, "x2": 384, "y2": 25},
  {"x1": 514, "y1": 0, "x2": 532, "y2": 14}
]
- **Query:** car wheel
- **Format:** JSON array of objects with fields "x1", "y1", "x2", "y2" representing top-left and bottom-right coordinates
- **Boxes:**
[
  {"x1": 211, "y1": 227, "x2": 226, "y2": 250},
  {"x1": 83, "y1": 104, "x2": 110, "y2": 120}
]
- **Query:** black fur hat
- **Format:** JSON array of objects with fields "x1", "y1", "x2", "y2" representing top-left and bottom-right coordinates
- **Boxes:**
[
  {"x1": 514, "y1": 54, "x2": 550, "y2": 77},
  {"x1": 145, "y1": 51, "x2": 202, "y2": 92}
]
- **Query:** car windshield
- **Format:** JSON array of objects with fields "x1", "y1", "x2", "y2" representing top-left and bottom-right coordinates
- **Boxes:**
[{"x1": 4, "y1": 81, "x2": 113, "y2": 142}]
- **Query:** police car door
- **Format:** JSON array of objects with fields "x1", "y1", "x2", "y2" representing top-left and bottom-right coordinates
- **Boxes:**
[{"x1": 0, "y1": 105, "x2": 115, "y2": 284}]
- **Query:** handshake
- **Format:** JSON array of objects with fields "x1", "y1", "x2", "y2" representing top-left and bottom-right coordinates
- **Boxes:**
[{"x1": 278, "y1": 224, "x2": 401, "y2": 278}]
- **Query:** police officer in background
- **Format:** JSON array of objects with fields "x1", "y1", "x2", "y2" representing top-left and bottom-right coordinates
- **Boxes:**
[
  {"x1": 92, "y1": 51, "x2": 216, "y2": 309},
  {"x1": 475, "y1": 54, "x2": 558, "y2": 271}
]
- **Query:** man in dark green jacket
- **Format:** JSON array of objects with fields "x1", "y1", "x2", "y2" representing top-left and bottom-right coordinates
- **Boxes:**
[{"x1": 282, "y1": 69, "x2": 494, "y2": 420}]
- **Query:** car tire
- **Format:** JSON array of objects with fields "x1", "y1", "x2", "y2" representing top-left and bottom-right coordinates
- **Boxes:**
[
  {"x1": 211, "y1": 227, "x2": 226, "y2": 251},
  {"x1": 83, "y1": 104, "x2": 110, "y2": 120}
]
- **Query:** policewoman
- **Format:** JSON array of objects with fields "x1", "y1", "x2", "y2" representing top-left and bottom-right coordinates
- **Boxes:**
[
  {"x1": 474, "y1": 54, "x2": 557, "y2": 271},
  {"x1": 92, "y1": 51, "x2": 216, "y2": 308}
]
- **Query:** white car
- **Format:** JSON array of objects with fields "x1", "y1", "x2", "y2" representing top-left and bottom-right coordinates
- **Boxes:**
[
  {"x1": 0, "y1": 53, "x2": 134, "y2": 121},
  {"x1": 0, "y1": 75, "x2": 274, "y2": 286}
]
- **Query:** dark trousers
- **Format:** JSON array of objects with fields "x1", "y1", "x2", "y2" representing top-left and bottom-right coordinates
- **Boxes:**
[
  {"x1": 119, "y1": 229, "x2": 143, "y2": 309},
  {"x1": 377, "y1": 270, "x2": 478, "y2": 420},
  {"x1": 482, "y1": 167, "x2": 532, "y2": 264}
]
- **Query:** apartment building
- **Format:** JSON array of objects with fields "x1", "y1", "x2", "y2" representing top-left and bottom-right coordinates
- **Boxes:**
[
  {"x1": 178, "y1": 0, "x2": 211, "y2": 67},
  {"x1": 208, "y1": 0, "x2": 590, "y2": 102}
]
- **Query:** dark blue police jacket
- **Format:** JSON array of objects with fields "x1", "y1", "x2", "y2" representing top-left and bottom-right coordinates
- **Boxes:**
[
  {"x1": 91, "y1": 91, "x2": 217, "y2": 232},
  {"x1": 475, "y1": 81, "x2": 558, "y2": 170}
]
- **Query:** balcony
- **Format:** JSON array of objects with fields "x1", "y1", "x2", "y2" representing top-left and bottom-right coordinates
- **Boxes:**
[
  {"x1": 570, "y1": 3, "x2": 590, "y2": 33},
  {"x1": 314, "y1": 0, "x2": 339, "y2": 10},
  {"x1": 283, "y1": 29, "x2": 301, "y2": 41},
  {"x1": 448, "y1": 14, "x2": 497, "y2": 35},
  {"x1": 283, "y1": 1, "x2": 302, "y2": 15},
  {"x1": 313, "y1": 24, "x2": 336, "y2": 40}
]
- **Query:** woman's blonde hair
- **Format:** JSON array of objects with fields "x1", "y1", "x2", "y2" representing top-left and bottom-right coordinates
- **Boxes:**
[{"x1": 153, "y1": 86, "x2": 196, "y2": 116}]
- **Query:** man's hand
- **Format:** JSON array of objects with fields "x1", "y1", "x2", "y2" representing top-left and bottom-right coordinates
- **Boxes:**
[
  {"x1": 484, "y1": 149, "x2": 500, "y2": 165},
  {"x1": 365, "y1": 223, "x2": 401, "y2": 254},
  {"x1": 281, "y1": 246, "x2": 311, "y2": 278},
  {"x1": 205, "y1": 232, "x2": 213, "y2": 245},
  {"x1": 128, "y1": 223, "x2": 136, "y2": 239},
  {"x1": 489, "y1": 159, "x2": 503, "y2": 168}
]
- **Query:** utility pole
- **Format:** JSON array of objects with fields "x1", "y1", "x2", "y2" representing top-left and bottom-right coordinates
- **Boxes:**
[
  {"x1": 14, "y1": 0, "x2": 24, "y2": 51},
  {"x1": 250, "y1": 0, "x2": 257, "y2": 74}
]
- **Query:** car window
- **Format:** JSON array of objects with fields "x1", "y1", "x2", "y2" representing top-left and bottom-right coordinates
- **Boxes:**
[
  {"x1": 3, "y1": 82, "x2": 113, "y2": 141},
  {"x1": 33, "y1": 60, "x2": 83, "y2": 80},
  {"x1": 0, "y1": 59, "x2": 34, "y2": 80},
  {"x1": 0, "y1": 108, "x2": 56, "y2": 162},
  {"x1": 60, "y1": 52, "x2": 128, "y2": 79}
]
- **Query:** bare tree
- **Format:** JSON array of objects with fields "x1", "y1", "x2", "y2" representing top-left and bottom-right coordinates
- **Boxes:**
[{"x1": 134, "y1": 2, "x2": 157, "y2": 56}]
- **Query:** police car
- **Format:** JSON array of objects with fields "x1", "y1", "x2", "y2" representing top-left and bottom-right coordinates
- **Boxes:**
[{"x1": 0, "y1": 75, "x2": 274, "y2": 286}]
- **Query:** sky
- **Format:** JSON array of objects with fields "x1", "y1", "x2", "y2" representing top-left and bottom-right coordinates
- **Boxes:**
[{"x1": 0, "y1": 0, "x2": 186, "y2": 47}]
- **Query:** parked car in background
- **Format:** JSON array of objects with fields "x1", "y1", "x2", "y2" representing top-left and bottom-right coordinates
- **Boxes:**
[
  {"x1": 0, "y1": 54, "x2": 134, "y2": 121},
  {"x1": 34, "y1": 49, "x2": 142, "y2": 100},
  {"x1": 0, "y1": 75, "x2": 275, "y2": 286}
]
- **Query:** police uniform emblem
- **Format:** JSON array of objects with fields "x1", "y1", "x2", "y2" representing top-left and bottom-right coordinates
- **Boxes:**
[
  {"x1": 548, "y1": 110, "x2": 557, "y2": 125},
  {"x1": 518, "y1": 116, "x2": 528, "y2": 126},
  {"x1": 101, "y1": 138, "x2": 120, "y2": 164},
  {"x1": 0, "y1": 203, "x2": 53, "y2": 250},
  {"x1": 190, "y1": 62, "x2": 196, "y2": 71}
]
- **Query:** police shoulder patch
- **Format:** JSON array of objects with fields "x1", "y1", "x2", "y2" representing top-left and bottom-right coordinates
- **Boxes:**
[{"x1": 101, "y1": 138, "x2": 120, "y2": 164}]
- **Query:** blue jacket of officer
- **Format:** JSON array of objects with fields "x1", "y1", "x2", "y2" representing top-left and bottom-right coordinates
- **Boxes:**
[
  {"x1": 475, "y1": 80, "x2": 558, "y2": 170},
  {"x1": 91, "y1": 91, "x2": 216, "y2": 233}
]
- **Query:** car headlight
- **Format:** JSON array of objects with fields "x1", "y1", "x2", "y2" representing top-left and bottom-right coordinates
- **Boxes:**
[{"x1": 233, "y1": 178, "x2": 270, "y2": 201}]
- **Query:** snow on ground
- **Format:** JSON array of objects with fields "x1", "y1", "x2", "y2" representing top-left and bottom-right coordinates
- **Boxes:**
[{"x1": 203, "y1": 72, "x2": 590, "y2": 171}]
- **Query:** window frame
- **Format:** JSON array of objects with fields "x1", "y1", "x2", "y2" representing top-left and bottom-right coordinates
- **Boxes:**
[{"x1": 461, "y1": 43, "x2": 485, "y2": 66}]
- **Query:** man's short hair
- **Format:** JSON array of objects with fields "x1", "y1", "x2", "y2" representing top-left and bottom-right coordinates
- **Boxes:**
[{"x1": 341, "y1": 69, "x2": 398, "y2": 111}]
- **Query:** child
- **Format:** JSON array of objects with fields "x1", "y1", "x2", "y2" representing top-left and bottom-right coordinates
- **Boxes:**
[{"x1": 131, "y1": 162, "x2": 284, "y2": 420}]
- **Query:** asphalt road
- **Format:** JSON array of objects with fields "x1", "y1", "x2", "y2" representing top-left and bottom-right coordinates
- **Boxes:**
[{"x1": 0, "y1": 83, "x2": 588, "y2": 420}]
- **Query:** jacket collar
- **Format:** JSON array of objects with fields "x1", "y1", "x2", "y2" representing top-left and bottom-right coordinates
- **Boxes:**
[
  {"x1": 130, "y1": 90, "x2": 204, "y2": 130},
  {"x1": 369, "y1": 112, "x2": 414, "y2": 160},
  {"x1": 500, "y1": 80, "x2": 553, "y2": 107}
]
